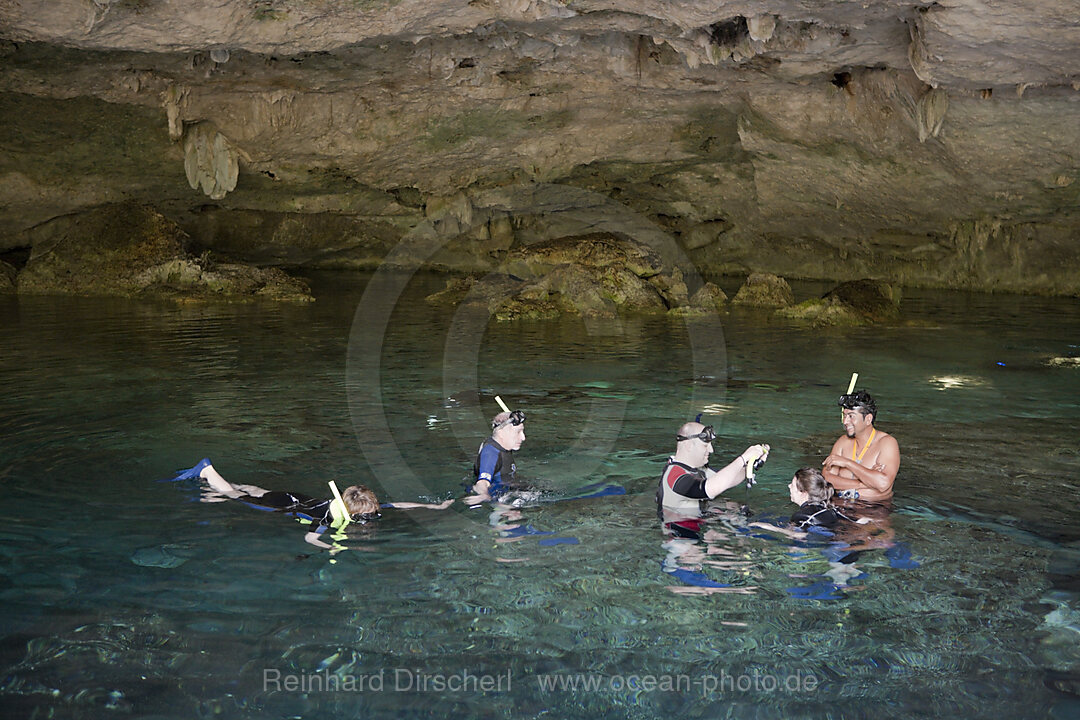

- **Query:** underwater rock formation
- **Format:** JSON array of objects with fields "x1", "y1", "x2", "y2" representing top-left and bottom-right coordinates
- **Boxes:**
[{"x1": 13, "y1": 204, "x2": 312, "y2": 301}]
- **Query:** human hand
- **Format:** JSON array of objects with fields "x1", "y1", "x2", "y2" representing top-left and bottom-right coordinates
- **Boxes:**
[
  {"x1": 437, "y1": 498, "x2": 455, "y2": 509},
  {"x1": 742, "y1": 444, "x2": 770, "y2": 465},
  {"x1": 823, "y1": 454, "x2": 848, "y2": 471}
]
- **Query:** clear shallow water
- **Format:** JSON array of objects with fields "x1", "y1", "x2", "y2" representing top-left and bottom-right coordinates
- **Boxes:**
[{"x1": 1, "y1": 272, "x2": 1079, "y2": 718}]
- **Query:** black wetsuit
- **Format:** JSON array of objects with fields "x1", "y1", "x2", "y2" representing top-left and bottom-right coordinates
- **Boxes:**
[
  {"x1": 790, "y1": 502, "x2": 840, "y2": 529},
  {"x1": 243, "y1": 491, "x2": 335, "y2": 526}
]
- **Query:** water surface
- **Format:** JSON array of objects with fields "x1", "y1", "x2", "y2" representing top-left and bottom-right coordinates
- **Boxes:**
[{"x1": 1, "y1": 272, "x2": 1078, "y2": 718}]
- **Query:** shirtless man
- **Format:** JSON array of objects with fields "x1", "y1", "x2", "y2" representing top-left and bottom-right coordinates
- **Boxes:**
[{"x1": 822, "y1": 390, "x2": 899, "y2": 502}]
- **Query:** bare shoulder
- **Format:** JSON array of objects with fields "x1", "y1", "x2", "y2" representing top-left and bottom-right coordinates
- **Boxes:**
[{"x1": 877, "y1": 430, "x2": 899, "y2": 451}]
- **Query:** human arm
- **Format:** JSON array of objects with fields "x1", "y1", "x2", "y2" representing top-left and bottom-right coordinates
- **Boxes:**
[
  {"x1": 748, "y1": 521, "x2": 806, "y2": 539},
  {"x1": 384, "y1": 499, "x2": 455, "y2": 510},
  {"x1": 463, "y1": 480, "x2": 492, "y2": 507},
  {"x1": 304, "y1": 529, "x2": 334, "y2": 549},
  {"x1": 822, "y1": 435, "x2": 899, "y2": 499},
  {"x1": 468, "y1": 442, "x2": 501, "y2": 501},
  {"x1": 704, "y1": 444, "x2": 769, "y2": 498}
]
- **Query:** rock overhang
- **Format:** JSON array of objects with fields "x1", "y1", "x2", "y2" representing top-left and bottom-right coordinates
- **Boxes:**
[{"x1": 1, "y1": 0, "x2": 1078, "y2": 294}]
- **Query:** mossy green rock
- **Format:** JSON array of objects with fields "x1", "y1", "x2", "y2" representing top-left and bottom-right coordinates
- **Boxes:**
[
  {"x1": 427, "y1": 234, "x2": 673, "y2": 319},
  {"x1": 778, "y1": 297, "x2": 867, "y2": 326},
  {"x1": 16, "y1": 204, "x2": 312, "y2": 302},
  {"x1": 823, "y1": 279, "x2": 901, "y2": 322},
  {"x1": 779, "y1": 279, "x2": 901, "y2": 326},
  {"x1": 504, "y1": 233, "x2": 664, "y2": 280},
  {"x1": 690, "y1": 281, "x2": 728, "y2": 310},
  {"x1": 732, "y1": 272, "x2": 794, "y2": 308}
]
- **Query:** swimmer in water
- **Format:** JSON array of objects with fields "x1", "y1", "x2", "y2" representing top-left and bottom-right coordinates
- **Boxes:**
[
  {"x1": 656, "y1": 421, "x2": 770, "y2": 515},
  {"x1": 750, "y1": 467, "x2": 870, "y2": 538},
  {"x1": 175, "y1": 459, "x2": 453, "y2": 548},
  {"x1": 822, "y1": 390, "x2": 899, "y2": 502},
  {"x1": 466, "y1": 409, "x2": 526, "y2": 505}
]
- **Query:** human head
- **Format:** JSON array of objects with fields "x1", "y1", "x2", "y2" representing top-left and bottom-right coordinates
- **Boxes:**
[
  {"x1": 788, "y1": 467, "x2": 833, "y2": 505},
  {"x1": 838, "y1": 389, "x2": 876, "y2": 437},
  {"x1": 673, "y1": 421, "x2": 714, "y2": 468},
  {"x1": 491, "y1": 409, "x2": 526, "y2": 451},
  {"x1": 342, "y1": 485, "x2": 380, "y2": 520}
]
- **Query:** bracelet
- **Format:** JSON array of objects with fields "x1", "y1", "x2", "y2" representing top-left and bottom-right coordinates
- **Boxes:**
[{"x1": 739, "y1": 455, "x2": 747, "y2": 468}]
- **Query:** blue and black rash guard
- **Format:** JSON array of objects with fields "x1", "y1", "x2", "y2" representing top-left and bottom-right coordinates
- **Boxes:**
[{"x1": 473, "y1": 437, "x2": 516, "y2": 497}]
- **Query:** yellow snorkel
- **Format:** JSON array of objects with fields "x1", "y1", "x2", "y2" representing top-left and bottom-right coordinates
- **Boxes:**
[
  {"x1": 843, "y1": 372, "x2": 858, "y2": 419},
  {"x1": 495, "y1": 395, "x2": 511, "y2": 414},
  {"x1": 327, "y1": 480, "x2": 351, "y2": 531}
]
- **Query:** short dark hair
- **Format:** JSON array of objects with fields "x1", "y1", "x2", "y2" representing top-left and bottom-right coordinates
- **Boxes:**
[
  {"x1": 794, "y1": 467, "x2": 833, "y2": 504},
  {"x1": 838, "y1": 389, "x2": 877, "y2": 421}
]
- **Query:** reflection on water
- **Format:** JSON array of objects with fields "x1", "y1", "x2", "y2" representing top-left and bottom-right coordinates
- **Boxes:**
[{"x1": 0, "y1": 272, "x2": 1079, "y2": 718}]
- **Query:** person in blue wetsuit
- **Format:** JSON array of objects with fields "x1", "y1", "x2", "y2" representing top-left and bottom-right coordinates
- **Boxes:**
[
  {"x1": 466, "y1": 409, "x2": 526, "y2": 505},
  {"x1": 176, "y1": 458, "x2": 453, "y2": 548}
]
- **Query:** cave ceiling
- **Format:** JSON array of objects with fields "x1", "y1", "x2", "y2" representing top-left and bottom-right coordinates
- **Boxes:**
[{"x1": 1, "y1": 0, "x2": 1078, "y2": 292}]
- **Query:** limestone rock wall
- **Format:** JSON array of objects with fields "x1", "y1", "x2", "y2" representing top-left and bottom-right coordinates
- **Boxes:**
[{"x1": 1, "y1": 1, "x2": 1079, "y2": 294}]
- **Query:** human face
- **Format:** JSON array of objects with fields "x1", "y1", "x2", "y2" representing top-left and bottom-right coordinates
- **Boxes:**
[
  {"x1": 686, "y1": 435, "x2": 713, "y2": 468},
  {"x1": 841, "y1": 408, "x2": 871, "y2": 438},
  {"x1": 495, "y1": 422, "x2": 526, "y2": 451},
  {"x1": 789, "y1": 476, "x2": 809, "y2": 505}
]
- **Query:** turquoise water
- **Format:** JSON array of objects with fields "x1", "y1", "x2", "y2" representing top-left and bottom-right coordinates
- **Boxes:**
[{"x1": 1, "y1": 271, "x2": 1079, "y2": 718}]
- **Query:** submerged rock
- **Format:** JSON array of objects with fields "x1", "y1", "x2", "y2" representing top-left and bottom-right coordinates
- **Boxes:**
[
  {"x1": 15, "y1": 204, "x2": 313, "y2": 302},
  {"x1": 131, "y1": 544, "x2": 190, "y2": 569},
  {"x1": 1047, "y1": 356, "x2": 1080, "y2": 368},
  {"x1": 731, "y1": 273, "x2": 794, "y2": 308}
]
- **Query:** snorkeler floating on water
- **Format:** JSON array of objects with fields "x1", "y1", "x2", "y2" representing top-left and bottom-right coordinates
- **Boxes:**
[{"x1": 170, "y1": 458, "x2": 453, "y2": 548}]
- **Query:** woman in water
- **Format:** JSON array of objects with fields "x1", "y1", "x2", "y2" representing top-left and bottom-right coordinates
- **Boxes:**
[{"x1": 750, "y1": 467, "x2": 867, "y2": 538}]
